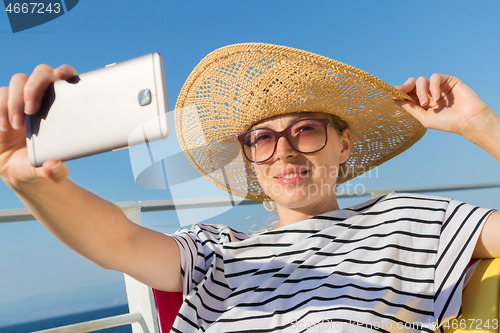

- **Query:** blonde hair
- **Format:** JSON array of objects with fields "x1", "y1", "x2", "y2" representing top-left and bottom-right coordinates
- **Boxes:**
[{"x1": 328, "y1": 114, "x2": 350, "y2": 184}]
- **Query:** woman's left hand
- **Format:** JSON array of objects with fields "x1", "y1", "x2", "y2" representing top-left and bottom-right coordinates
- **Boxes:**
[
  {"x1": 398, "y1": 74, "x2": 500, "y2": 260},
  {"x1": 396, "y1": 74, "x2": 495, "y2": 141}
]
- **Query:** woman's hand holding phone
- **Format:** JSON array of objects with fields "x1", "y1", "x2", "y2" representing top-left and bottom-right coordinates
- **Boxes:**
[{"x1": 0, "y1": 64, "x2": 77, "y2": 188}]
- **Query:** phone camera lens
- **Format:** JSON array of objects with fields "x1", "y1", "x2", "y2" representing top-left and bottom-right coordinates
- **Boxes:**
[{"x1": 139, "y1": 89, "x2": 152, "y2": 106}]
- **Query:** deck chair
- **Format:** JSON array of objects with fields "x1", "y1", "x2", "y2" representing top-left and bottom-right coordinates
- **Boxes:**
[
  {"x1": 443, "y1": 258, "x2": 500, "y2": 333},
  {"x1": 151, "y1": 259, "x2": 500, "y2": 332}
]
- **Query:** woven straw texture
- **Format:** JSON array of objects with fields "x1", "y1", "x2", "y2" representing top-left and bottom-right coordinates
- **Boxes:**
[{"x1": 175, "y1": 43, "x2": 426, "y2": 201}]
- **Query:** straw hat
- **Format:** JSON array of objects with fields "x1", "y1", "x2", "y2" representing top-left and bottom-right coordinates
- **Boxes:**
[{"x1": 175, "y1": 43, "x2": 426, "y2": 201}]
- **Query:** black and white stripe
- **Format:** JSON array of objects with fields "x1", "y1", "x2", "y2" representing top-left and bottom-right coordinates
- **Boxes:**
[{"x1": 169, "y1": 193, "x2": 494, "y2": 332}]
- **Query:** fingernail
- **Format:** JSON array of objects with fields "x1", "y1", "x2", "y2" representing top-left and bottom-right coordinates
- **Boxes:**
[
  {"x1": 55, "y1": 66, "x2": 71, "y2": 76},
  {"x1": 50, "y1": 161, "x2": 61, "y2": 170},
  {"x1": 12, "y1": 114, "x2": 23, "y2": 130},
  {"x1": 49, "y1": 162, "x2": 63, "y2": 176},
  {"x1": 25, "y1": 101, "x2": 38, "y2": 115},
  {"x1": 0, "y1": 117, "x2": 8, "y2": 131},
  {"x1": 432, "y1": 90, "x2": 440, "y2": 101}
]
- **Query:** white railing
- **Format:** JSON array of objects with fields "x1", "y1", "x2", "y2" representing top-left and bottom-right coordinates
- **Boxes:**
[
  {"x1": 1, "y1": 182, "x2": 499, "y2": 332},
  {"x1": 3, "y1": 181, "x2": 500, "y2": 224},
  {"x1": 32, "y1": 313, "x2": 144, "y2": 333}
]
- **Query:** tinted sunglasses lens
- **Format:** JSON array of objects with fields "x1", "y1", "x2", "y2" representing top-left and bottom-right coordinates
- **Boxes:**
[
  {"x1": 243, "y1": 129, "x2": 276, "y2": 162},
  {"x1": 289, "y1": 119, "x2": 327, "y2": 153}
]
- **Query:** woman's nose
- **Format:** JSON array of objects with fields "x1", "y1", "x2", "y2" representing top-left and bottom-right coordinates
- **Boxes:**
[{"x1": 273, "y1": 136, "x2": 297, "y2": 161}]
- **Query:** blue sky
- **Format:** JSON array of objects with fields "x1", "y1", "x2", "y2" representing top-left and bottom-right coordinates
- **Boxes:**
[{"x1": 0, "y1": 0, "x2": 499, "y2": 326}]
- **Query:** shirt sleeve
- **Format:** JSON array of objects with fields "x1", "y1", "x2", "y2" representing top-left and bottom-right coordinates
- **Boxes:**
[
  {"x1": 170, "y1": 225, "x2": 203, "y2": 295},
  {"x1": 169, "y1": 223, "x2": 235, "y2": 296},
  {"x1": 434, "y1": 199, "x2": 495, "y2": 327}
]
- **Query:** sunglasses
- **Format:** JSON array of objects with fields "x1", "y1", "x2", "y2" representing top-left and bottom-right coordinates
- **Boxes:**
[{"x1": 238, "y1": 118, "x2": 341, "y2": 163}]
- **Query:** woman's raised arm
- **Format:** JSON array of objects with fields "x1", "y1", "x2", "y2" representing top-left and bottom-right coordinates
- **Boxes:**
[
  {"x1": 0, "y1": 65, "x2": 182, "y2": 292},
  {"x1": 396, "y1": 74, "x2": 500, "y2": 258}
]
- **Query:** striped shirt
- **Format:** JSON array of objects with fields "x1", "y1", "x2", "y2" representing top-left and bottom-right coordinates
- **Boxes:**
[{"x1": 170, "y1": 193, "x2": 494, "y2": 332}]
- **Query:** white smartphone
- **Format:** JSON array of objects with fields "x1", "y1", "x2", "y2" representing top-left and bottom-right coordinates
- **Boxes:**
[{"x1": 26, "y1": 53, "x2": 170, "y2": 167}]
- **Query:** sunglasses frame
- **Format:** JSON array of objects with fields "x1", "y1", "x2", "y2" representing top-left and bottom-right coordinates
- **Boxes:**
[{"x1": 237, "y1": 117, "x2": 337, "y2": 163}]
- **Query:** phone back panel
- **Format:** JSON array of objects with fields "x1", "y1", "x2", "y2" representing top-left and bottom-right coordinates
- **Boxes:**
[{"x1": 26, "y1": 53, "x2": 169, "y2": 167}]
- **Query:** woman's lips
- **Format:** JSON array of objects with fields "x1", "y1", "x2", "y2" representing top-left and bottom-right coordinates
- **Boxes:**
[{"x1": 275, "y1": 170, "x2": 310, "y2": 184}]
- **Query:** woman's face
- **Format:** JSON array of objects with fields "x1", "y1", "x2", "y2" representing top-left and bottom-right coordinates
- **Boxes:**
[{"x1": 250, "y1": 112, "x2": 350, "y2": 213}]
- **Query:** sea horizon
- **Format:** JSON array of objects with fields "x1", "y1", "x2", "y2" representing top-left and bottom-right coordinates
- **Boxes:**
[{"x1": 0, "y1": 304, "x2": 132, "y2": 333}]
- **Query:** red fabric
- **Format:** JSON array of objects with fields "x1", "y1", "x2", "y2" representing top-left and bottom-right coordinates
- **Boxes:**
[
  {"x1": 153, "y1": 289, "x2": 183, "y2": 332},
  {"x1": 468, "y1": 258, "x2": 479, "y2": 268}
]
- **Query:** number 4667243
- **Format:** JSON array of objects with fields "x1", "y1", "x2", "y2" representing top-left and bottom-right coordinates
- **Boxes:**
[{"x1": 5, "y1": 2, "x2": 61, "y2": 14}]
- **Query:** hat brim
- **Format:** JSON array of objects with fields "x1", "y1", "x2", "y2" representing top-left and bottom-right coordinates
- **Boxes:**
[{"x1": 175, "y1": 43, "x2": 426, "y2": 201}]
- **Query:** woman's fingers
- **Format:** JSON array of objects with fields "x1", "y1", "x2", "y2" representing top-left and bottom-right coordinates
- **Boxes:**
[
  {"x1": 395, "y1": 100, "x2": 427, "y2": 127},
  {"x1": 415, "y1": 76, "x2": 432, "y2": 107},
  {"x1": 23, "y1": 64, "x2": 57, "y2": 116},
  {"x1": 3, "y1": 64, "x2": 56, "y2": 133},
  {"x1": 0, "y1": 64, "x2": 75, "y2": 184},
  {"x1": 395, "y1": 77, "x2": 416, "y2": 94},
  {"x1": 429, "y1": 73, "x2": 444, "y2": 101},
  {"x1": 54, "y1": 65, "x2": 78, "y2": 81},
  {"x1": 430, "y1": 73, "x2": 455, "y2": 102},
  {"x1": 8, "y1": 73, "x2": 29, "y2": 129},
  {"x1": 24, "y1": 64, "x2": 78, "y2": 118},
  {"x1": 0, "y1": 87, "x2": 8, "y2": 131},
  {"x1": 4, "y1": 64, "x2": 77, "y2": 131},
  {"x1": 397, "y1": 73, "x2": 489, "y2": 135},
  {"x1": 398, "y1": 73, "x2": 454, "y2": 108},
  {"x1": 37, "y1": 159, "x2": 69, "y2": 183}
]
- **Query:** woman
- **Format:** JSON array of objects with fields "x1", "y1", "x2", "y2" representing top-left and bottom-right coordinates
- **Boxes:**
[{"x1": 0, "y1": 43, "x2": 499, "y2": 332}]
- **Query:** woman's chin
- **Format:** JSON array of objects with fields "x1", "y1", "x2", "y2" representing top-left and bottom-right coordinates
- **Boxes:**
[{"x1": 269, "y1": 190, "x2": 314, "y2": 210}]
